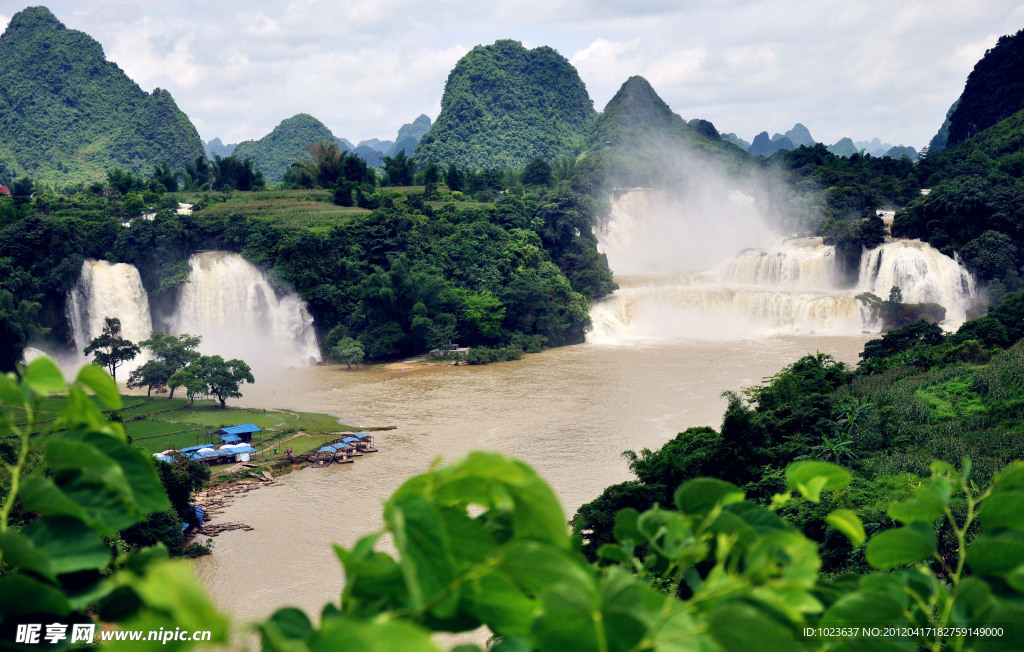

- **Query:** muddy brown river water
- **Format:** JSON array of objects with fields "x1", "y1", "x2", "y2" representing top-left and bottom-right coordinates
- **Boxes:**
[{"x1": 193, "y1": 335, "x2": 869, "y2": 625}]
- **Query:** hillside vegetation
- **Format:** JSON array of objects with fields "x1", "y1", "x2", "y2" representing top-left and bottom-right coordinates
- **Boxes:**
[
  {"x1": 0, "y1": 7, "x2": 203, "y2": 186},
  {"x1": 582, "y1": 75, "x2": 751, "y2": 189},
  {"x1": 232, "y1": 114, "x2": 340, "y2": 184},
  {"x1": 415, "y1": 40, "x2": 596, "y2": 169}
]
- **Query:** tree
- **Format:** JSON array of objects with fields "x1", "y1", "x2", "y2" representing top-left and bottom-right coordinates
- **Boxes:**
[
  {"x1": 0, "y1": 290, "x2": 44, "y2": 373},
  {"x1": 202, "y1": 356, "x2": 254, "y2": 408},
  {"x1": 382, "y1": 151, "x2": 415, "y2": 186},
  {"x1": 127, "y1": 332, "x2": 202, "y2": 398},
  {"x1": 83, "y1": 317, "x2": 140, "y2": 382},
  {"x1": 170, "y1": 355, "x2": 254, "y2": 408},
  {"x1": 445, "y1": 162, "x2": 464, "y2": 192},
  {"x1": 522, "y1": 158, "x2": 553, "y2": 186},
  {"x1": 331, "y1": 337, "x2": 365, "y2": 369}
]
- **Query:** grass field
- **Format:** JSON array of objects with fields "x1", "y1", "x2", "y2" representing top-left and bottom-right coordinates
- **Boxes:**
[
  {"x1": 20, "y1": 393, "x2": 363, "y2": 466},
  {"x1": 175, "y1": 189, "x2": 368, "y2": 228}
]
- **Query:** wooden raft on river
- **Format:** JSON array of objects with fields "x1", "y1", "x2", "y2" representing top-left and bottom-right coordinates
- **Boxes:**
[{"x1": 309, "y1": 432, "x2": 378, "y2": 467}]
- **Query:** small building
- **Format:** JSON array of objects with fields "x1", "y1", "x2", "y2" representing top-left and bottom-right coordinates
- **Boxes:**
[{"x1": 215, "y1": 423, "x2": 262, "y2": 443}]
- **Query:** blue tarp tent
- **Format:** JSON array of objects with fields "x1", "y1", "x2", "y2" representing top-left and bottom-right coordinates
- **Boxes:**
[
  {"x1": 218, "y1": 433, "x2": 242, "y2": 443},
  {"x1": 191, "y1": 504, "x2": 205, "y2": 525},
  {"x1": 343, "y1": 436, "x2": 361, "y2": 444},
  {"x1": 216, "y1": 423, "x2": 261, "y2": 443}
]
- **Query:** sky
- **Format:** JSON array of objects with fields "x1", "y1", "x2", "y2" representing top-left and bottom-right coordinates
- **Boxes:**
[{"x1": 2, "y1": 1, "x2": 1023, "y2": 149}]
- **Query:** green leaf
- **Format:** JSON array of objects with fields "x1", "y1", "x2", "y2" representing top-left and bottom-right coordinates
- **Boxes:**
[
  {"x1": 0, "y1": 531, "x2": 58, "y2": 582},
  {"x1": 967, "y1": 531, "x2": 1024, "y2": 576},
  {"x1": 533, "y1": 581, "x2": 600, "y2": 652},
  {"x1": 786, "y1": 461, "x2": 851, "y2": 502},
  {"x1": 0, "y1": 371, "x2": 24, "y2": 406},
  {"x1": 596, "y1": 544, "x2": 630, "y2": 564},
  {"x1": 66, "y1": 431, "x2": 169, "y2": 515},
  {"x1": 707, "y1": 600, "x2": 803, "y2": 652},
  {"x1": 18, "y1": 475, "x2": 96, "y2": 528},
  {"x1": 612, "y1": 508, "x2": 642, "y2": 545},
  {"x1": 980, "y1": 489, "x2": 1024, "y2": 531},
  {"x1": 76, "y1": 363, "x2": 122, "y2": 409},
  {"x1": 865, "y1": 523, "x2": 937, "y2": 569},
  {"x1": 23, "y1": 356, "x2": 65, "y2": 395},
  {"x1": 821, "y1": 590, "x2": 907, "y2": 627},
  {"x1": 260, "y1": 606, "x2": 314, "y2": 649},
  {"x1": 1008, "y1": 564, "x2": 1024, "y2": 593},
  {"x1": 997, "y1": 461, "x2": 1024, "y2": 489},
  {"x1": 674, "y1": 478, "x2": 745, "y2": 515},
  {"x1": 312, "y1": 617, "x2": 441, "y2": 652},
  {"x1": 22, "y1": 517, "x2": 111, "y2": 574},
  {"x1": 826, "y1": 509, "x2": 866, "y2": 547},
  {"x1": 0, "y1": 575, "x2": 71, "y2": 617},
  {"x1": 887, "y1": 487, "x2": 945, "y2": 524},
  {"x1": 385, "y1": 493, "x2": 458, "y2": 617}
]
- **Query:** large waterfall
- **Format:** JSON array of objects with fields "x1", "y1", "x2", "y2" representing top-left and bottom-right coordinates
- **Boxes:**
[
  {"x1": 590, "y1": 191, "x2": 978, "y2": 343},
  {"x1": 66, "y1": 260, "x2": 153, "y2": 369},
  {"x1": 171, "y1": 252, "x2": 321, "y2": 369}
]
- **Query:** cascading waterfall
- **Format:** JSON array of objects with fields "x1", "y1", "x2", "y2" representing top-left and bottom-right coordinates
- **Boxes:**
[
  {"x1": 858, "y1": 240, "x2": 977, "y2": 324},
  {"x1": 590, "y1": 190, "x2": 977, "y2": 343},
  {"x1": 171, "y1": 251, "x2": 320, "y2": 369},
  {"x1": 65, "y1": 260, "x2": 153, "y2": 369}
]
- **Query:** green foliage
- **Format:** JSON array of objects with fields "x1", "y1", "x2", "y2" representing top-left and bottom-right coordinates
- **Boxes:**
[
  {"x1": 127, "y1": 333, "x2": 202, "y2": 398},
  {"x1": 232, "y1": 114, "x2": 339, "y2": 184},
  {"x1": 947, "y1": 28, "x2": 1024, "y2": 146},
  {"x1": 331, "y1": 337, "x2": 365, "y2": 369},
  {"x1": 83, "y1": 317, "x2": 141, "y2": 382},
  {"x1": 0, "y1": 360, "x2": 228, "y2": 647},
  {"x1": 0, "y1": 7, "x2": 204, "y2": 185},
  {"x1": 415, "y1": 40, "x2": 596, "y2": 169},
  {"x1": 169, "y1": 355, "x2": 253, "y2": 409},
  {"x1": 0, "y1": 289, "x2": 43, "y2": 372}
]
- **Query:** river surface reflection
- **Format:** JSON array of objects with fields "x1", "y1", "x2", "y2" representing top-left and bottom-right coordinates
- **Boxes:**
[{"x1": 193, "y1": 335, "x2": 869, "y2": 624}]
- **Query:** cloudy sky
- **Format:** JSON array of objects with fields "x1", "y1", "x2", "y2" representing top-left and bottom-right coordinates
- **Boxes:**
[{"x1": 3, "y1": 1, "x2": 1023, "y2": 149}]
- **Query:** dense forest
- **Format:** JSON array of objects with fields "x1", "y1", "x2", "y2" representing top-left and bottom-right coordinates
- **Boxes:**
[{"x1": 0, "y1": 149, "x2": 616, "y2": 371}]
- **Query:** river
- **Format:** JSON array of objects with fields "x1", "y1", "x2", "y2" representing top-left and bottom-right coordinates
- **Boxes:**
[{"x1": 193, "y1": 334, "x2": 870, "y2": 624}]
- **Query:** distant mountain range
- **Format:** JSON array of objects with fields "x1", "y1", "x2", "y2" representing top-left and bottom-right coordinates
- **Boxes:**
[
  {"x1": 0, "y1": 6, "x2": 203, "y2": 185},
  {"x1": 741, "y1": 123, "x2": 917, "y2": 161},
  {"x1": 204, "y1": 113, "x2": 432, "y2": 182},
  {"x1": 5, "y1": 4, "x2": 1013, "y2": 188}
]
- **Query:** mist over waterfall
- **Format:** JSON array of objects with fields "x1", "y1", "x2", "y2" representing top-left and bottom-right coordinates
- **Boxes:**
[
  {"x1": 171, "y1": 252, "x2": 320, "y2": 370},
  {"x1": 66, "y1": 260, "x2": 153, "y2": 368},
  {"x1": 590, "y1": 191, "x2": 977, "y2": 343}
]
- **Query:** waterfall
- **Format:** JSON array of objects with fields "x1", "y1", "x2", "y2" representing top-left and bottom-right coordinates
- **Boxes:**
[
  {"x1": 171, "y1": 252, "x2": 320, "y2": 369},
  {"x1": 858, "y1": 240, "x2": 977, "y2": 324},
  {"x1": 590, "y1": 190, "x2": 977, "y2": 343},
  {"x1": 66, "y1": 260, "x2": 153, "y2": 369}
]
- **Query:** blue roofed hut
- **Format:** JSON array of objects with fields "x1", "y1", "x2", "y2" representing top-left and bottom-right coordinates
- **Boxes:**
[{"x1": 215, "y1": 423, "x2": 262, "y2": 443}]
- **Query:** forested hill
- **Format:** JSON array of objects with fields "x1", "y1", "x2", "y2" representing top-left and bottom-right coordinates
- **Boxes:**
[
  {"x1": 231, "y1": 114, "x2": 340, "y2": 184},
  {"x1": 582, "y1": 75, "x2": 752, "y2": 188},
  {"x1": 943, "y1": 28, "x2": 1024, "y2": 148},
  {"x1": 414, "y1": 40, "x2": 596, "y2": 169},
  {"x1": 0, "y1": 6, "x2": 204, "y2": 186}
]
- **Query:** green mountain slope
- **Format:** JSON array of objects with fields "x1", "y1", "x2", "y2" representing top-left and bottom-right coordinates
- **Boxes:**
[
  {"x1": 415, "y1": 40, "x2": 595, "y2": 169},
  {"x1": 0, "y1": 6, "x2": 203, "y2": 186},
  {"x1": 231, "y1": 113, "x2": 339, "y2": 184},
  {"x1": 944, "y1": 28, "x2": 1024, "y2": 147},
  {"x1": 582, "y1": 75, "x2": 751, "y2": 187}
]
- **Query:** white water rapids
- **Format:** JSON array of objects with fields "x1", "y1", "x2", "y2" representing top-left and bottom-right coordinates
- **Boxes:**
[{"x1": 590, "y1": 191, "x2": 977, "y2": 343}]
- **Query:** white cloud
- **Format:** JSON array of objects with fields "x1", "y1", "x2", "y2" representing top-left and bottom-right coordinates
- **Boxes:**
[{"x1": 0, "y1": 14, "x2": 9, "y2": 33}]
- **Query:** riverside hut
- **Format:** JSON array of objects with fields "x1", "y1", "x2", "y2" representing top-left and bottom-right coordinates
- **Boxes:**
[{"x1": 215, "y1": 423, "x2": 262, "y2": 443}]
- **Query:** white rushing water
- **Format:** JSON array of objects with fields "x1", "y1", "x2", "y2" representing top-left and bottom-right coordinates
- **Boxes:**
[
  {"x1": 65, "y1": 260, "x2": 153, "y2": 370},
  {"x1": 171, "y1": 251, "x2": 320, "y2": 371},
  {"x1": 591, "y1": 191, "x2": 978, "y2": 342}
]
